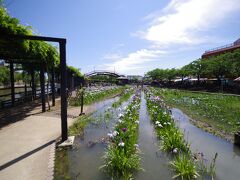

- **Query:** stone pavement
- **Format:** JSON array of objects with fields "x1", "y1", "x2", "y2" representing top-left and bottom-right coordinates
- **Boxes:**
[{"x1": 0, "y1": 99, "x2": 96, "y2": 180}]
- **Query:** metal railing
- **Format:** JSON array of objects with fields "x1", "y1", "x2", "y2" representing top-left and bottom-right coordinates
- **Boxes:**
[
  {"x1": 0, "y1": 85, "x2": 56, "y2": 109},
  {"x1": 204, "y1": 40, "x2": 240, "y2": 54},
  {"x1": 204, "y1": 43, "x2": 235, "y2": 53}
]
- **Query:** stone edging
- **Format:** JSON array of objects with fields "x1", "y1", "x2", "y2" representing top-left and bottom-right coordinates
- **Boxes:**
[{"x1": 46, "y1": 141, "x2": 56, "y2": 180}]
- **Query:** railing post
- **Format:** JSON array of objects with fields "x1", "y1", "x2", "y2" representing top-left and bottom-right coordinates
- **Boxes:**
[{"x1": 60, "y1": 40, "x2": 68, "y2": 142}]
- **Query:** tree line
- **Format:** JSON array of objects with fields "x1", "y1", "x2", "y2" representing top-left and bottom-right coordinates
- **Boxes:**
[{"x1": 146, "y1": 49, "x2": 240, "y2": 83}]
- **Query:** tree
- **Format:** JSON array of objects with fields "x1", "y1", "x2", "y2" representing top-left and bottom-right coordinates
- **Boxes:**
[
  {"x1": 0, "y1": 66, "x2": 9, "y2": 86},
  {"x1": 230, "y1": 49, "x2": 240, "y2": 77},
  {"x1": 205, "y1": 55, "x2": 232, "y2": 79},
  {"x1": 146, "y1": 68, "x2": 163, "y2": 81},
  {"x1": 165, "y1": 68, "x2": 177, "y2": 82},
  {"x1": 185, "y1": 59, "x2": 207, "y2": 84},
  {"x1": 176, "y1": 67, "x2": 188, "y2": 82}
]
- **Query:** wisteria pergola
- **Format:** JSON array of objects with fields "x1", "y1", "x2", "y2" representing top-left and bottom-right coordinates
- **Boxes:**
[{"x1": 0, "y1": 34, "x2": 68, "y2": 142}]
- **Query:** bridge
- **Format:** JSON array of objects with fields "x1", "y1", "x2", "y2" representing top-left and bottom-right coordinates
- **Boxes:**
[{"x1": 84, "y1": 70, "x2": 125, "y2": 77}]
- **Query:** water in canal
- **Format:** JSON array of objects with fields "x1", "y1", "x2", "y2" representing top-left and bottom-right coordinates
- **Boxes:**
[
  {"x1": 171, "y1": 108, "x2": 240, "y2": 180},
  {"x1": 63, "y1": 93, "x2": 174, "y2": 179},
  {"x1": 135, "y1": 92, "x2": 173, "y2": 179},
  {"x1": 66, "y1": 96, "x2": 132, "y2": 179},
  {"x1": 58, "y1": 92, "x2": 240, "y2": 180}
]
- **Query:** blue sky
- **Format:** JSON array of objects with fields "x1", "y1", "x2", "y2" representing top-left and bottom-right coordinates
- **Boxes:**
[{"x1": 5, "y1": 0, "x2": 240, "y2": 75}]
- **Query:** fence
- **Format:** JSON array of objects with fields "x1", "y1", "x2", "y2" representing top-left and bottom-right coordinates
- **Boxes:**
[{"x1": 0, "y1": 85, "x2": 58, "y2": 109}]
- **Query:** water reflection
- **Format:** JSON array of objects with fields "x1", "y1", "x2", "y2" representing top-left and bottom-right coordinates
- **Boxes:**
[
  {"x1": 67, "y1": 96, "x2": 132, "y2": 179},
  {"x1": 172, "y1": 108, "x2": 240, "y2": 180},
  {"x1": 135, "y1": 92, "x2": 173, "y2": 180}
]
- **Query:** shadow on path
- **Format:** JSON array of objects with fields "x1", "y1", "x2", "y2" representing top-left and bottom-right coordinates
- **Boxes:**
[
  {"x1": 0, "y1": 100, "x2": 44, "y2": 129},
  {"x1": 0, "y1": 140, "x2": 55, "y2": 171}
]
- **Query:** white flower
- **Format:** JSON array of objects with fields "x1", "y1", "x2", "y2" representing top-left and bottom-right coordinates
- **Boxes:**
[
  {"x1": 134, "y1": 144, "x2": 139, "y2": 148},
  {"x1": 155, "y1": 121, "x2": 160, "y2": 125},
  {"x1": 193, "y1": 174, "x2": 198, "y2": 179},
  {"x1": 123, "y1": 106, "x2": 127, "y2": 110},
  {"x1": 167, "y1": 122, "x2": 171, "y2": 125},
  {"x1": 107, "y1": 133, "x2": 113, "y2": 138},
  {"x1": 112, "y1": 131, "x2": 119, "y2": 137},
  {"x1": 118, "y1": 119, "x2": 123, "y2": 123},
  {"x1": 173, "y1": 148, "x2": 178, "y2": 154},
  {"x1": 158, "y1": 124, "x2": 163, "y2": 128},
  {"x1": 118, "y1": 113, "x2": 124, "y2": 118},
  {"x1": 163, "y1": 122, "x2": 167, "y2": 125},
  {"x1": 118, "y1": 141, "x2": 125, "y2": 147},
  {"x1": 135, "y1": 120, "x2": 139, "y2": 124}
]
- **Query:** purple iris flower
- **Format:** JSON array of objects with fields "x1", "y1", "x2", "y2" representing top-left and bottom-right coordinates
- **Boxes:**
[{"x1": 122, "y1": 127, "x2": 127, "y2": 132}]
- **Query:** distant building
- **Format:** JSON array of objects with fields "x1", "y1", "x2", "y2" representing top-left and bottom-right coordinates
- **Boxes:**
[
  {"x1": 127, "y1": 75, "x2": 143, "y2": 81},
  {"x1": 202, "y1": 38, "x2": 240, "y2": 58},
  {"x1": 117, "y1": 76, "x2": 129, "y2": 85}
]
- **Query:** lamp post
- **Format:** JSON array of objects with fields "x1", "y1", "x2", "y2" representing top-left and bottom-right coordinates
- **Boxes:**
[{"x1": 219, "y1": 75, "x2": 225, "y2": 93}]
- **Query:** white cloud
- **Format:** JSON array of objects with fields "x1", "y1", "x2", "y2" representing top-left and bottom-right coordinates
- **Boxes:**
[
  {"x1": 100, "y1": 0, "x2": 240, "y2": 75},
  {"x1": 141, "y1": 0, "x2": 240, "y2": 45},
  {"x1": 102, "y1": 49, "x2": 166, "y2": 74}
]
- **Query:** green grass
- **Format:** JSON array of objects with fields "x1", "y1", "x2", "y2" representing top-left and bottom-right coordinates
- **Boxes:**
[
  {"x1": 152, "y1": 88, "x2": 240, "y2": 141},
  {"x1": 146, "y1": 91, "x2": 190, "y2": 154},
  {"x1": 101, "y1": 91, "x2": 141, "y2": 178},
  {"x1": 170, "y1": 155, "x2": 199, "y2": 180},
  {"x1": 69, "y1": 114, "x2": 94, "y2": 136},
  {"x1": 112, "y1": 87, "x2": 133, "y2": 108},
  {"x1": 145, "y1": 88, "x2": 217, "y2": 179},
  {"x1": 54, "y1": 148, "x2": 71, "y2": 180},
  {"x1": 161, "y1": 128, "x2": 190, "y2": 154},
  {"x1": 70, "y1": 86, "x2": 125, "y2": 106}
]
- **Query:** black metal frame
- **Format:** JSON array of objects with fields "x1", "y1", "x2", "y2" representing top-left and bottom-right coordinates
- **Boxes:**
[{"x1": 0, "y1": 34, "x2": 68, "y2": 142}]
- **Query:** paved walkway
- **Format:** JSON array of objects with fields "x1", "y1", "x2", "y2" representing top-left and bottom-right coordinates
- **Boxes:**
[{"x1": 0, "y1": 99, "x2": 96, "y2": 180}]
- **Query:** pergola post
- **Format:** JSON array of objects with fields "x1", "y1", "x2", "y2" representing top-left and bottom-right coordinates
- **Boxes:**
[
  {"x1": 31, "y1": 68, "x2": 36, "y2": 100},
  {"x1": 24, "y1": 84, "x2": 27, "y2": 100},
  {"x1": 40, "y1": 65, "x2": 46, "y2": 112},
  {"x1": 10, "y1": 61, "x2": 15, "y2": 106},
  {"x1": 71, "y1": 75, "x2": 74, "y2": 90},
  {"x1": 60, "y1": 40, "x2": 68, "y2": 142},
  {"x1": 51, "y1": 68, "x2": 55, "y2": 106}
]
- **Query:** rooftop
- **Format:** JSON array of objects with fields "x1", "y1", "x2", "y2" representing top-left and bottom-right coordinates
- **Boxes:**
[{"x1": 202, "y1": 38, "x2": 240, "y2": 58}]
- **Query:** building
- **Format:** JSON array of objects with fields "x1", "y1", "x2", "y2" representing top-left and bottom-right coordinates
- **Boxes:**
[
  {"x1": 127, "y1": 75, "x2": 143, "y2": 82},
  {"x1": 202, "y1": 38, "x2": 240, "y2": 58}
]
